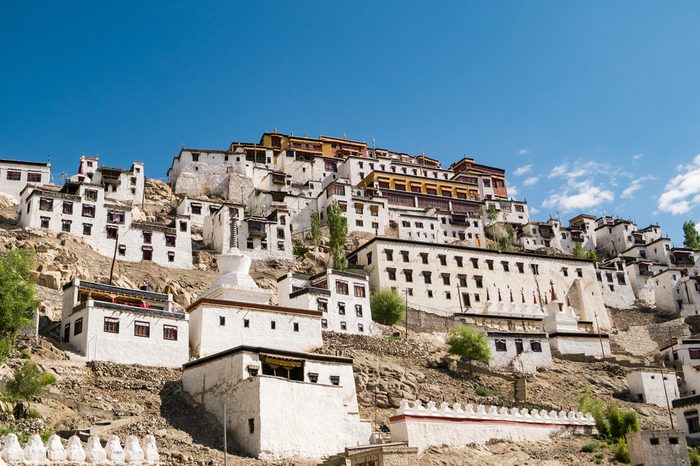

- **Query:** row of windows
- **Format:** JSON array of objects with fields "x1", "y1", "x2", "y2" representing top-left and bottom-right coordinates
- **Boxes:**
[
  {"x1": 219, "y1": 316, "x2": 301, "y2": 332},
  {"x1": 320, "y1": 319, "x2": 364, "y2": 332},
  {"x1": 316, "y1": 299, "x2": 364, "y2": 316},
  {"x1": 494, "y1": 339, "x2": 542, "y2": 353},
  {"x1": 5, "y1": 170, "x2": 43, "y2": 182},
  {"x1": 245, "y1": 239, "x2": 286, "y2": 252},
  {"x1": 68, "y1": 317, "x2": 178, "y2": 340}
]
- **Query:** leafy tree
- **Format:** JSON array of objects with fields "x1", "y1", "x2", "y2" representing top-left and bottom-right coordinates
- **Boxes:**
[
  {"x1": 4, "y1": 362, "x2": 55, "y2": 402},
  {"x1": 613, "y1": 438, "x2": 630, "y2": 463},
  {"x1": 0, "y1": 248, "x2": 38, "y2": 362},
  {"x1": 327, "y1": 201, "x2": 348, "y2": 271},
  {"x1": 292, "y1": 240, "x2": 309, "y2": 258},
  {"x1": 572, "y1": 242, "x2": 598, "y2": 261},
  {"x1": 447, "y1": 326, "x2": 491, "y2": 374},
  {"x1": 684, "y1": 221, "x2": 700, "y2": 250},
  {"x1": 370, "y1": 288, "x2": 405, "y2": 326},
  {"x1": 310, "y1": 210, "x2": 322, "y2": 252},
  {"x1": 578, "y1": 388, "x2": 639, "y2": 440}
]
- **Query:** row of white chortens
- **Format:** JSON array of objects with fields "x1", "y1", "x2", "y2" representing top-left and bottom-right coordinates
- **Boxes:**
[{"x1": 0, "y1": 434, "x2": 158, "y2": 465}]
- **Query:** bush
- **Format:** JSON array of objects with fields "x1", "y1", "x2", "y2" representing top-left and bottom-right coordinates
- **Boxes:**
[
  {"x1": 292, "y1": 240, "x2": 309, "y2": 258},
  {"x1": 581, "y1": 443, "x2": 597, "y2": 453},
  {"x1": 690, "y1": 447, "x2": 700, "y2": 466},
  {"x1": 370, "y1": 289, "x2": 405, "y2": 326},
  {"x1": 614, "y1": 438, "x2": 630, "y2": 463},
  {"x1": 4, "y1": 362, "x2": 55, "y2": 402},
  {"x1": 475, "y1": 386, "x2": 496, "y2": 397},
  {"x1": 447, "y1": 326, "x2": 491, "y2": 374},
  {"x1": 578, "y1": 388, "x2": 639, "y2": 440}
]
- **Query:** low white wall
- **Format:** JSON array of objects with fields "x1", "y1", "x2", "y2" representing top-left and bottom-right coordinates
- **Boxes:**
[
  {"x1": 390, "y1": 399, "x2": 595, "y2": 453},
  {"x1": 550, "y1": 335, "x2": 611, "y2": 358}
]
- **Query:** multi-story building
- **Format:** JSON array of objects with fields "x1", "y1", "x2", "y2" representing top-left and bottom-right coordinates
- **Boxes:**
[
  {"x1": 0, "y1": 158, "x2": 51, "y2": 202},
  {"x1": 61, "y1": 279, "x2": 189, "y2": 368},
  {"x1": 277, "y1": 269, "x2": 373, "y2": 335},
  {"x1": 73, "y1": 156, "x2": 145, "y2": 206},
  {"x1": 347, "y1": 236, "x2": 614, "y2": 331},
  {"x1": 19, "y1": 182, "x2": 192, "y2": 269}
]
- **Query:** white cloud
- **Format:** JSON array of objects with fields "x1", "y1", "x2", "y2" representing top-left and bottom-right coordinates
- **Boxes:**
[
  {"x1": 632, "y1": 153, "x2": 644, "y2": 161},
  {"x1": 519, "y1": 149, "x2": 530, "y2": 156},
  {"x1": 529, "y1": 206, "x2": 541, "y2": 215},
  {"x1": 658, "y1": 154, "x2": 700, "y2": 215},
  {"x1": 513, "y1": 164, "x2": 533, "y2": 176},
  {"x1": 621, "y1": 176, "x2": 655, "y2": 199},
  {"x1": 548, "y1": 160, "x2": 617, "y2": 180},
  {"x1": 507, "y1": 184, "x2": 519, "y2": 198},
  {"x1": 542, "y1": 179, "x2": 614, "y2": 212},
  {"x1": 523, "y1": 176, "x2": 539, "y2": 186}
]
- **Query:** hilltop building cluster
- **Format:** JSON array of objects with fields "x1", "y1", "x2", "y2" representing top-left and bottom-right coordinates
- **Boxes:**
[{"x1": 3, "y1": 130, "x2": 700, "y2": 460}]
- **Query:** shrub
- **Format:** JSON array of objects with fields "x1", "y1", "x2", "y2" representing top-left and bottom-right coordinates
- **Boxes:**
[
  {"x1": 614, "y1": 438, "x2": 630, "y2": 463},
  {"x1": 578, "y1": 388, "x2": 639, "y2": 440},
  {"x1": 475, "y1": 386, "x2": 496, "y2": 397},
  {"x1": 581, "y1": 443, "x2": 597, "y2": 453},
  {"x1": 447, "y1": 326, "x2": 491, "y2": 374},
  {"x1": 371, "y1": 289, "x2": 405, "y2": 326},
  {"x1": 4, "y1": 362, "x2": 55, "y2": 402},
  {"x1": 690, "y1": 447, "x2": 700, "y2": 466},
  {"x1": 292, "y1": 240, "x2": 309, "y2": 258}
]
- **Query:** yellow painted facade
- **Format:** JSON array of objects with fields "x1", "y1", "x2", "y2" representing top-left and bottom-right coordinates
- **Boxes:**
[{"x1": 357, "y1": 172, "x2": 480, "y2": 201}]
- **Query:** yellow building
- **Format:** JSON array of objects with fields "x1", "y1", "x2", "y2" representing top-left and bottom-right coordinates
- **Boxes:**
[{"x1": 357, "y1": 171, "x2": 480, "y2": 201}]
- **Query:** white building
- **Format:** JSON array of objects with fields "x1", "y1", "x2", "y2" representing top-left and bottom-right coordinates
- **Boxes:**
[
  {"x1": 626, "y1": 370, "x2": 679, "y2": 407},
  {"x1": 543, "y1": 300, "x2": 611, "y2": 358},
  {"x1": 182, "y1": 345, "x2": 372, "y2": 460},
  {"x1": 19, "y1": 182, "x2": 193, "y2": 269},
  {"x1": 277, "y1": 269, "x2": 374, "y2": 335},
  {"x1": 188, "y1": 250, "x2": 322, "y2": 358},
  {"x1": 673, "y1": 395, "x2": 700, "y2": 440},
  {"x1": 73, "y1": 156, "x2": 145, "y2": 206},
  {"x1": 347, "y1": 236, "x2": 613, "y2": 331},
  {"x1": 175, "y1": 196, "x2": 238, "y2": 229},
  {"x1": 486, "y1": 331, "x2": 553, "y2": 373},
  {"x1": 0, "y1": 158, "x2": 51, "y2": 203},
  {"x1": 61, "y1": 279, "x2": 189, "y2": 368}
]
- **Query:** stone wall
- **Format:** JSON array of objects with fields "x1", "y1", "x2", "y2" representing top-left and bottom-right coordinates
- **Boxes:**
[{"x1": 389, "y1": 399, "x2": 595, "y2": 453}]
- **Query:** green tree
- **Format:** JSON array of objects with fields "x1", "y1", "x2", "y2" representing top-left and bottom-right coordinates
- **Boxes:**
[
  {"x1": 310, "y1": 210, "x2": 322, "y2": 252},
  {"x1": 578, "y1": 388, "x2": 639, "y2": 440},
  {"x1": 370, "y1": 288, "x2": 405, "y2": 326},
  {"x1": 4, "y1": 362, "x2": 55, "y2": 402},
  {"x1": 572, "y1": 242, "x2": 598, "y2": 261},
  {"x1": 684, "y1": 221, "x2": 700, "y2": 249},
  {"x1": 327, "y1": 201, "x2": 348, "y2": 271},
  {"x1": 0, "y1": 248, "x2": 38, "y2": 362},
  {"x1": 292, "y1": 240, "x2": 309, "y2": 258},
  {"x1": 447, "y1": 326, "x2": 491, "y2": 374}
]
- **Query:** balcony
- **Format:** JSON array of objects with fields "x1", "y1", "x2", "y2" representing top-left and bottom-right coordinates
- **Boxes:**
[{"x1": 247, "y1": 222, "x2": 267, "y2": 238}]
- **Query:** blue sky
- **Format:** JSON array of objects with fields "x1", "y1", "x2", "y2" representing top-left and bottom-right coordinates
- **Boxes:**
[{"x1": 2, "y1": 1, "x2": 700, "y2": 243}]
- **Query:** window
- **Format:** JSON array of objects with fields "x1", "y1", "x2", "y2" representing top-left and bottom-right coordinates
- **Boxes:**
[
  {"x1": 516, "y1": 262, "x2": 524, "y2": 273},
  {"x1": 650, "y1": 438, "x2": 660, "y2": 445},
  {"x1": 385, "y1": 249, "x2": 394, "y2": 261},
  {"x1": 689, "y1": 349, "x2": 700, "y2": 359},
  {"x1": 83, "y1": 223, "x2": 92, "y2": 235},
  {"x1": 486, "y1": 260, "x2": 494, "y2": 270},
  {"x1": 168, "y1": 251, "x2": 175, "y2": 262},
  {"x1": 530, "y1": 341, "x2": 542, "y2": 352},
  {"x1": 336, "y1": 281, "x2": 349, "y2": 295},
  {"x1": 354, "y1": 284, "x2": 366, "y2": 298},
  {"x1": 317, "y1": 299, "x2": 328, "y2": 312},
  {"x1": 427, "y1": 290, "x2": 433, "y2": 298},
  {"x1": 669, "y1": 437, "x2": 679, "y2": 445},
  {"x1": 165, "y1": 235, "x2": 176, "y2": 247},
  {"x1": 403, "y1": 270, "x2": 413, "y2": 282},
  {"x1": 441, "y1": 273, "x2": 450, "y2": 285},
  {"x1": 271, "y1": 320, "x2": 276, "y2": 330},
  {"x1": 321, "y1": 319, "x2": 328, "y2": 329},
  {"x1": 685, "y1": 410, "x2": 700, "y2": 434},
  {"x1": 355, "y1": 304, "x2": 363, "y2": 317},
  {"x1": 39, "y1": 198, "x2": 53, "y2": 211},
  {"x1": 438, "y1": 254, "x2": 447, "y2": 266},
  {"x1": 142, "y1": 247, "x2": 152, "y2": 261},
  {"x1": 192, "y1": 153, "x2": 200, "y2": 162},
  {"x1": 470, "y1": 258, "x2": 479, "y2": 268},
  {"x1": 40, "y1": 217, "x2": 50, "y2": 228},
  {"x1": 340, "y1": 321, "x2": 347, "y2": 331},
  {"x1": 191, "y1": 203, "x2": 202, "y2": 215},
  {"x1": 107, "y1": 210, "x2": 125, "y2": 224},
  {"x1": 420, "y1": 253, "x2": 429, "y2": 264},
  {"x1": 134, "y1": 321, "x2": 150, "y2": 337},
  {"x1": 143, "y1": 231, "x2": 152, "y2": 244},
  {"x1": 474, "y1": 276, "x2": 483, "y2": 288},
  {"x1": 445, "y1": 291, "x2": 451, "y2": 300},
  {"x1": 423, "y1": 271, "x2": 432, "y2": 284},
  {"x1": 531, "y1": 264, "x2": 539, "y2": 275},
  {"x1": 180, "y1": 221, "x2": 188, "y2": 232},
  {"x1": 387, "y1": 268, "x2": 396, "y2": 280},
  {"x1": 248, "y1": 418, "x2": 254, "y2": 434},
  {"x1": 219, "y1": 316, "x2": 226, "y2": 326},
  {"x1": 61, "y1": 219, "x2": 71, "y2": 232},
  {"x1": 358, "y1": 323, "x2": 364, "y2": 333},
  {"x1": 330, "y1": 375, "x2": 340, "y2": 386},
  {"x1": 401, "y1": 251, "x2": 410, "y2": 262},
  {"x1": 366, "y1": 252, "x2": 372, "y2": 265},
  {"x1": 81, "y1": 204, "x2": 95, "y2": 218},
  {"x1": 293, "y1": 322, "x2": 299, "y2": 332},
  {"x1": 6, "y1": 170, "x2": 21, "y2": 181},
  {"x1": 84, "y1": 189, "x2": 98, "y2": 201},
  {"x1": 562, "y1": 267, "x2": 568, "y2": 277},
  {"x1": 495, "y1": 339, "x2": 507, "y2": 352},
  {"x1": 501, "y1": 261, "x2": 510, "y2": 272},
  {"x1": 308, "y1": 372, "x2": 319, "y2": 383},
  {"x1": 458, "y1": 274, "x2": 467, "y2": 287},
  {"x1": 74, "y1": 318, "x2": 83, "y2": 336},
  {"x1": 103, "y1": 226, "x2": 117, "y2": 239},
  {"x1": 118, "y1": 244, "x2": 126, "y2": 256},
  {"x1": 338, "y1": 302, "x2": 346, "y2": 315},
  {"x1": 455, "y1": 256, "x2": 463, "y2": 267},
  {"x1": 104, "y1": 317, "x2": 119, "y2": 334},
  {"x1": 162, "y1": 325, "x2": 178, "y2": 341},
  {"x1": 277, "y1": 228, "x2": 285, "y2": 239},
  {"x1": 576, "y1": 268, "x2": 583, "y2": 278}
]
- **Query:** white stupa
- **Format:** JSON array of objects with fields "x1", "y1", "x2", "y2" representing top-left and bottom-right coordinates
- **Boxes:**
[{"x1": 200, "y1": 248, "x2": 271, "y2": 304}]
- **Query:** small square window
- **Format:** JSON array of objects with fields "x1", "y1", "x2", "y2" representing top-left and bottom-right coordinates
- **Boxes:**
[
  {"x1": 243, "y1": 319, "x2": 250, "y2": 328},
  {"x1": 293, "y1": 322, "x2": 299, "y2": 332},
  {"x1": 271, "y1": 320, "x2": 276, "y2": 330},
  {"x1": 330, "y1": 376, "x2": 340, "y2": 386},
  {"x1": 219, "y1": 316, "x2": 226, "y2": 326}
]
